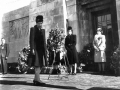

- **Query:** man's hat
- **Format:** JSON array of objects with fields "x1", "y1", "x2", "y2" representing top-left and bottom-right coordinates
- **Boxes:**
[{"x1": 36, "y1": 15, "x2": 43, "y2": 23}]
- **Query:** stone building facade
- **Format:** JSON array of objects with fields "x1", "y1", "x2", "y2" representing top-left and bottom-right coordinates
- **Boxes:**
[
  {"x1": 1, "y1": 0, "x2": 120, "y2": 66},
  {"x1": 2, "y1": 6, "x2": 29, "y2": 63}
]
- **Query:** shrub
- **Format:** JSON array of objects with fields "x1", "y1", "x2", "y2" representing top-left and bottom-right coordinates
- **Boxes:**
[
  {"x1": 110, "y1": 46, "x2": 120, "y2": 75},
  {"x1": 78, "y1": 43, "x2": 94, "y2": 71},
  {"x1": 78, "y1": 43, "x2": 94, "y2": 64}
]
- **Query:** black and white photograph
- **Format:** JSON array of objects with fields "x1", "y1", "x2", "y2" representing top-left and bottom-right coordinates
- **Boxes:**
[{"x1": 0, "y1": 0, "x2": 120, "y2": 90}]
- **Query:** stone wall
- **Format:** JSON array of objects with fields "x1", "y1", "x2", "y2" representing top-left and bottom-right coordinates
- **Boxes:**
[
  {"x1": 116, "y1": 0, "x2": 120, "y2": 45},
  {"x1": 66, "y1": 0, "x2": 93, "y2": 52},
  {"x1": 29, "y1": 0, "x2": 64, "y2": 39},
  {"x1": 2, "y1": 6, "x2": 29, "y2": 63},
  {"x1": 66, "y1": 0, "x2": 80, "y2": 52},
  {"x1": 2, "y1": 0, "x2": 65, "y2": 63},
  {"x1": 76, "y1": 1, "x2": 93, "y2": 52},
  {"x1": 3, "y1": 0, "x2": 119, "y2": 64}
]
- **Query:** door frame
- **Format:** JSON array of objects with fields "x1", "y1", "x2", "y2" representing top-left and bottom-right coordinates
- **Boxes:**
[
  {"x1": 91, "y1": 8, "x2": 117, "y2": 71},
  {"x1": 91, "y1": 8, "x2": 111, "y2": 35}
]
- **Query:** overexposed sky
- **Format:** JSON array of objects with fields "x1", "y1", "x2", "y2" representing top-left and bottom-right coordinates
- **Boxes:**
[
  {"x1": 0, "y1": 0, "x2": 31, "y2": 13},
  {"x1": 0, "y1": 0, "x2": 32, "y2": 39}
]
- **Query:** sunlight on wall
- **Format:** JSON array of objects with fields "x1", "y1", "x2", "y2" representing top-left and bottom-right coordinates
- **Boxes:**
[
  {"x1": 63, "y1": 0, "x2": 68, "y2": 35},
  {"x1": 0, "y1": 0, "x2": 31, "y2": 41}
]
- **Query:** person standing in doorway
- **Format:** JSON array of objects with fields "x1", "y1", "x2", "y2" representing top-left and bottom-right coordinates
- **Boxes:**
[
  {"x1": 29, "y1": 15, "x2": 47, "y2": 86},
  {"x1": 93, "y1": 28, "x2": 106, "y2": 73},
  {"x1": 0, "y1": 38, "x2": 10, "y2": 74},
  {"x1": 65, "y1": 26, "x2": 78, "y2": 75}
]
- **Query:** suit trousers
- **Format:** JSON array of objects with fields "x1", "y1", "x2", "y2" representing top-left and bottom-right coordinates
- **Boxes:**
[{"x1": 1, "y1": 57, "x2": 7, "y2": 74}]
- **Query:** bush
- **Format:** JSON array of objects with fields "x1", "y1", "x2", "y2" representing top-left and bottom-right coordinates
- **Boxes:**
[
  {"x1": 78, "y1": 43, "x2": 94, "y2": 64},
  {"x1": 110, "y1": 46, "x2": 120, "y2": 75},
  {"x1": 78, "y1": 43, "x2": 94, "y2": 71}
]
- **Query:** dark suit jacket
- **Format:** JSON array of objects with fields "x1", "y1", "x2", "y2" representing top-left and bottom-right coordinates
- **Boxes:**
[
  {"x1": 29, "y1": 25, "x2": 47, "y2": 66},
  {"x1": 0, "y1": 43, "x2": 10, "y2": 58}
]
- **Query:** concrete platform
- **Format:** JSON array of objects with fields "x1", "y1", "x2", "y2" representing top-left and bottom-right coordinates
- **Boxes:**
[{"x1": 0, "y1": 72, "x2": 120, "y2": 90}]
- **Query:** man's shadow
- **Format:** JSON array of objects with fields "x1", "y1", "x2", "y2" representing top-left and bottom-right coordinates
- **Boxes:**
[{"x1": 0, "y1": 80, "x2": 81, "y2": 90}]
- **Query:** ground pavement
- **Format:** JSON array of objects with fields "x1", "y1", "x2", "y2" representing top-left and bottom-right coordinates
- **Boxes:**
[{"x1": 0, "y1": 72, "x2": 120, "y2": 90}]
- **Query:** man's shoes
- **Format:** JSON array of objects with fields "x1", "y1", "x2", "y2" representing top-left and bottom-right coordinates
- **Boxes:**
[{"x1": 33, "y1": 80, "x2": 46, "y2": 86}]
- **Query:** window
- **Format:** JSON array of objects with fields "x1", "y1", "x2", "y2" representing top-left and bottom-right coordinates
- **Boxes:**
[{"x1": 97, "y1": 14, "x2": 112, "y2": 35}]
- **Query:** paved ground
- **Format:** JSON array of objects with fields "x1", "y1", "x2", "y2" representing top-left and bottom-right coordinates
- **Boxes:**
[{"x1": 0, "y1": 72, "x2": 120, "y2": 90}]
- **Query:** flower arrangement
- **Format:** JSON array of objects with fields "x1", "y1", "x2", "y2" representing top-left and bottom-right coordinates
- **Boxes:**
[
  {"x1": 15, "y1": 46, "x2": 34, "y2": 74},
  {"x1": 46, "y1": 26, "x2": 69, "y2": 74},
  {"x1": 8, "y1": 46, "x2": 35, "y2": 74},
  {"x1": 17, "y1": 46, "x2": 30, "y2": 73},
  {"x1": 47, "y1": 27, "x2": 65, "y2": 51}
]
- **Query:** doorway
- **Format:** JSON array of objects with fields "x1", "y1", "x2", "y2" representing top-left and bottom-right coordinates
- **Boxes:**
[
  {"x1": 92, "y1": 9, "x2": 115, "y2": 71},
  {"x1": 93, "y1": 9, "x2": 113, "y2": 53},
  {"x1": 79, "y1": 0, "x2": 119, "y2": 72}
]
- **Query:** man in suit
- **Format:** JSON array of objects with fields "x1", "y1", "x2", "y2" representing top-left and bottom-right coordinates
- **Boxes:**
[{"x1": 0, "y1": 38, "x2": 10, "y2": 74}]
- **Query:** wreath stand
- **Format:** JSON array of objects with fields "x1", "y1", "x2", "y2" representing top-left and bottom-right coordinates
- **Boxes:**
[{"x1": 48, "y1": 48, "x2": 70, "y2": 80}]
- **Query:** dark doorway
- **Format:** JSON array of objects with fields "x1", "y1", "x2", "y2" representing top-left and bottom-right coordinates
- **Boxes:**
[
  {"x1": 92, "y1": 8, "x2": 118, "y2": 72},
  {"x1": 92, "y1": 9, "x2": 114, "y2": 56},
  {"x1": 79, "y1": 0, "x2": 119, "y2": 72}
]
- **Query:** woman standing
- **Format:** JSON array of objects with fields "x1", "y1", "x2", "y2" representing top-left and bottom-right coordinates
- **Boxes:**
[
  {"x1": 93, "y1": 28, "x2": 106, "y2": 73},
  {"x1": 29, "y1": 15, "x2": 47, "y2": 86},
  {"x1": 65, "y1": 26, "x2": 78, "y2": 75}
]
